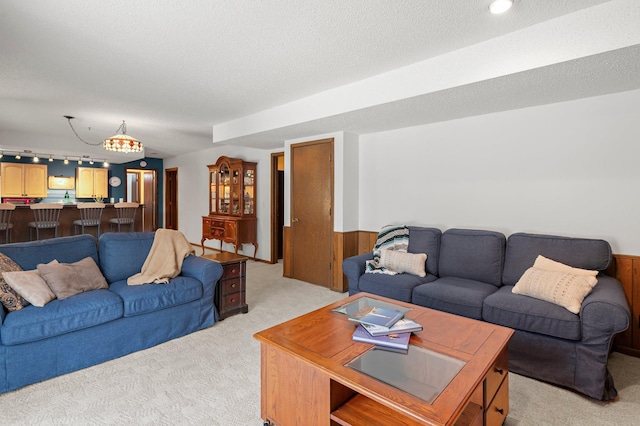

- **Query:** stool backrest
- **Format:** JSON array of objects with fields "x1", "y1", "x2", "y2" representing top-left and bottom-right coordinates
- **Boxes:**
[
  {"x1": 0, "y1": 203, "x2": 16, "y2": 230},
  {"x1": 78, "y1": 202, "x2": 105, "y2": 224},
  {"x1": 30, "y1": 203, "x2": 63, "y2": 225},
  {"x1": 114, "y1": 202, "x2": 139, "y2": 224}
]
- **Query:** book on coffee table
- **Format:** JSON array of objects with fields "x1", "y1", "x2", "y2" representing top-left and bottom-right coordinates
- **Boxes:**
[
  {"x1": 348, "y1": 305, "x2": 404, "y2": 328},
  {"x1": 352, "y1": 324, "x2": 411, "y2": 350},
  {"x1": 361, "y1": 317, "x2": 423, "y2": 337}
]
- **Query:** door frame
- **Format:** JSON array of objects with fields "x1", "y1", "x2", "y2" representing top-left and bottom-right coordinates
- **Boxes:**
[
  {"x1": 125, "y1": 167, "x2": 158, "y2": 231},
  {"x1": 270, "y1": 152, "x2": 284, "y2": 264},
  {"x1": 165, "y1": 167, "x2": 178, "y2": 230}
]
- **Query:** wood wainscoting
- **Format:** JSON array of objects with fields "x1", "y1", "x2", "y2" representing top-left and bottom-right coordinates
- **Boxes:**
[
  {"x1": 608, "y1": 254, "x2": 640, "y2": 356},
  {"x1": 283, "y1": 228, "x2": 377, "y2": 292}
]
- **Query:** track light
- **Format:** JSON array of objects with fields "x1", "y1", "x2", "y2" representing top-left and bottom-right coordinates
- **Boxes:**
[
  {"x1": 89, "y1": 159, "x2": 94, "y2": 165},
  {"x1": 49, "y1": 155, "x2": 54, "y2": 162},
  {"x1": 103, "y1": 160, "x2": 109, "y2": 167},
  {"x1": 64, "y1": 157, "x2": 69, "y2": 165},
  {"x1": 78, "y1": 159, "x2": 83, "y2": 165},
  {"x1": 15, "y1": 153, "x2": 21, "y2": 159},
  {"x1": 0, "y1": 151, "x2": 3, "y2": 159}
]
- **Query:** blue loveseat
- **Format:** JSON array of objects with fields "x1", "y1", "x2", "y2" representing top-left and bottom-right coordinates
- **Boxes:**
[
  {"x1": 343, "y1": 227, "x2": 630, "y2": 401},
  {"x1": 0, "y1": 232, "x2": 223, "y2": 394}
]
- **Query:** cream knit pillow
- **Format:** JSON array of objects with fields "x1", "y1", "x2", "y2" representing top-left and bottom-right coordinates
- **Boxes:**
[
  {"x1": 513, "y1": 256, "x2": 598, "y2": 314},
  {"x1": 379, "y1": 249, "x2": 427, "y2": 277}
]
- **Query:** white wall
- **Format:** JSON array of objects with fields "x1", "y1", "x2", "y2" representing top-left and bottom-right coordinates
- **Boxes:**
[
  {"x1": 164, "y1": 145, "x2": 277, "y2": 260},
  {"x1": 283, "y1": 131, "x2": 360, "y2": 233},
  {"x1": 359, "y1": 89, "x2": 640, "y2": 255}
]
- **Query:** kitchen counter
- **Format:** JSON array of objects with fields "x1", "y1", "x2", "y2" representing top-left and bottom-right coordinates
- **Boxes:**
[{"x1": 8, "y1": 203, "x2": 145, "y2": 242}]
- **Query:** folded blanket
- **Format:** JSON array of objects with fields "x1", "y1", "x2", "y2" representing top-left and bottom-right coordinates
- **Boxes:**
[
  {"x1": 127, "y1": 229, "x2": 195, "y2": 285},
  {"x1": 365, "y1": 225, "x2": 409, "y2": 275}
]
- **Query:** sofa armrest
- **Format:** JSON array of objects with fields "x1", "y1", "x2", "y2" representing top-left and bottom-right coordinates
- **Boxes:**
[
  {"x1": 343, "y1": 253, "x2": 373, "y2": 295},
  {"x1": 181, "y1": 255, "x2": 224, "y2": 295},
  {"x1": 580, "y1": 275, "x2": 631, "y2": 340}
]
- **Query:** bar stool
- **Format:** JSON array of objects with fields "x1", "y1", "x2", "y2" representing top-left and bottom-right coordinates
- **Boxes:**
[
  {"x1": 28, "y1": 203, "x2": 63, "y2": 240},
  {"x1": 0, "y1": 203, "x2": 16, "y2": 244},
  {"x1": 74, "y1": 202, "x2": 105, "y2": 237},
  {"x1": 109, "y1": 202, "x2": 139, "y2": 232}
]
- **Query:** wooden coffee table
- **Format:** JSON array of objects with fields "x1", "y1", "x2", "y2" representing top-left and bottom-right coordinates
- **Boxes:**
[{"x1": 253, "y1": 293, "x2": 514, "y2": 426}]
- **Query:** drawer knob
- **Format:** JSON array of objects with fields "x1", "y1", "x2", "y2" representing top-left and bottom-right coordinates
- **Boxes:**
[
  {"x1": 231, "y1": 268, "x2": 237, "y2": 273},
  {"x1": 495, "y1": 368, "x2": 504, "y2": 375},
  {"x1": 496, "y1": 408, "x2": 504, "y2": 415},
  {"x1": 231, "y1": 298, "x2": 236, "y2": 303},
  {"x1": 231, "y1": 283, "x2": 236, "y2": 288}
]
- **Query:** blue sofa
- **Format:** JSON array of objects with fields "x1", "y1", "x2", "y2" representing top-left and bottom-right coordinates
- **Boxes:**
[
  {"x1": 343, "y1": 227, "x2": 630, "y2": 401},
  {"x1": 0, "y1": 232, "x2": 223, "y2": 394}
]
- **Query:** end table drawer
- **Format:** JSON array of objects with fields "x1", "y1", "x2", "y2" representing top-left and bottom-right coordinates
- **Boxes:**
[
  {"x1": 222, "y1": 291, "x2": 245, "y2": 310},
  {"x1": 484, "y1": 349, "x2": 508, "y2": 407},
  {"x1": 221, "y1": 277, "x2": 242, "y2": 295},
  {"x1": 485, "y1": 375, "x2": 508, "y2": 426},
  {"x1": 222, "y1": 263, "x2": 243, "y2": 279}
]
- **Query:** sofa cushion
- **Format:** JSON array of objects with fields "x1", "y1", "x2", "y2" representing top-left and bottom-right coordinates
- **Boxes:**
[
  {"x1": 108, "y1": 276, "x2": 203, "y2": 317},
  {"x1": 379, "y1": 249, "x2": 427, "y2": 277},
  {"x1": 99, "y1": 232, "x2": 155, "y2": 283},
  {"x1": 0, "y1": 253, "x2": 29, "y2": 311},
  {"x1": 37, "y1": 257, "x2": 108, "y2": 300},
  {"x1": 438, "y1": 229, "x2": 506, "y2": 286},
  {"x1": 0, "y1": 234, "x2": 99, "y2": 271},
  {"x1": 0, "y1": 289, "x2": 123, "y2": 345},
  {"x1": 502, "y1": 233, "x2": 612, "y2": 286},
  {"x1": 412, "y1": 277, "x2": 499, "y2": 320},
  {"x1": 483, "y1": 286, "x2": 581, "y2": 341},
  {"x1": 358, "y1": 272, "x2": 436, "y2": 303},
  {"x1": 407, "y1": 226, "x2": 441, "y2": 276}
]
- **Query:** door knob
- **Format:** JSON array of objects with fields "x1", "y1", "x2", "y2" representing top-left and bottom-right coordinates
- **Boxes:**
[{"x1": 292, "y1": 218, "x2": 299, "y2": 223}]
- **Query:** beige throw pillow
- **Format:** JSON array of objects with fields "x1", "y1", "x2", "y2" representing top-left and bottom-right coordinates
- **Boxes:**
[
  {"x1": 3, "y1": 260, "x2": 58, "y2": 307},
  {"x1": 512, "y1": 267, "x2": 598, "y2": 314},
  {"x1": 37, "y1": 257, "x2": 108, "y2": 300},
  {"x1": 533, "y1": 255, "x2": 598, "y2": 277},
  {"x1": 379, "y1": 249, "x2": 427, "y2": 277}
]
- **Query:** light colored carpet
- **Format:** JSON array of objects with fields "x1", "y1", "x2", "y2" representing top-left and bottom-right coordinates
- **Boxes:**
[{"x1": 1, "y1": 261, "x2": 639, "y2": 425}]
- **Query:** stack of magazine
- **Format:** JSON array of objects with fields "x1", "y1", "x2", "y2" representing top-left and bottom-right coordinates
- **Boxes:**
[{"x1": 347, "y1": 305, "x2": 423, "y2": 353}]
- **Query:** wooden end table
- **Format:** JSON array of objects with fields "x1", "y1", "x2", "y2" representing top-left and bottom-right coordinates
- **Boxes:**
[{"x1": 201, "y1": 251, "x2": 249, "y2": 320}]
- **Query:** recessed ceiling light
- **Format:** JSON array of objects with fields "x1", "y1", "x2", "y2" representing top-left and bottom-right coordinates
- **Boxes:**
[{"x1": 489, "y1": 0, "x2": 513, "y2": 14}]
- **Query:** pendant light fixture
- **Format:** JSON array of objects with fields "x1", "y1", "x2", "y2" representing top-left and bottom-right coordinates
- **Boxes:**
[{"x1": 64, "y1": 116, "x2": 143, "y2": 153}]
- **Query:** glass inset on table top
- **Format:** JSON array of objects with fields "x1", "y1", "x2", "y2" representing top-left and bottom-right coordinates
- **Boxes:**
[
  {"x1": 332, "y1": 296, "x2": 412, "y2": 317},
  {"x1": 346, "y1": 345, "x2": 466, "y2": 404}
]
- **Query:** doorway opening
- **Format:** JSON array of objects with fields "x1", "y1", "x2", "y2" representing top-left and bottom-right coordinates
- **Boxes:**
[
  {"x1": 165, "y1": 168, "x2": 178, "y2": 230},
  {"x1": 125, "y1": 167, "x2": 158, "y2": 231},
  {"x1": 270, "y1": 152, "x2": 285, "y2": 263}
]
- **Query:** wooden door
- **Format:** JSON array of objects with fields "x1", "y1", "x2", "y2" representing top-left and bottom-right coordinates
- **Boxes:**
[
  {"x1": 290, "y1": 139, "x2": 333, "y2": 287},
  {"x1": 165, "y1": 168, "x2": 178, "y2": 230}
]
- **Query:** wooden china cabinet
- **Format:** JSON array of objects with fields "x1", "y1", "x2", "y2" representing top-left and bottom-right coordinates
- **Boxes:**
[{"x1": 201, "y1": 156, "x2": 258, "y2": 258}]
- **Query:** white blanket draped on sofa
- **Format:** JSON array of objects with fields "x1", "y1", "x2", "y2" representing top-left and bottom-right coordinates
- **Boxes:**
[{"x1": 365, "y1": 224, "x2": 409, "y2": 275}]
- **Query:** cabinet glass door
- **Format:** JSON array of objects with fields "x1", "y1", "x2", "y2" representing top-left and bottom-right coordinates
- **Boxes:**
[
  {"x1": 231, "y1": 168, "x2": 241, "y2": 215},
  {"x1": 244, "y1": 168, "x2": 255, "y2": 215},
  {"x1": 210, "y1": 170, "x2": 217, "y2": 213},
  {"x1": 218, "y1": 163, "x2": 231, "y2": 213}
]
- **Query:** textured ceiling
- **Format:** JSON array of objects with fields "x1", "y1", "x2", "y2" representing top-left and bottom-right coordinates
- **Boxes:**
[{"x1": 0, "y1": 0, "x2": 637, "y2": 162}]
